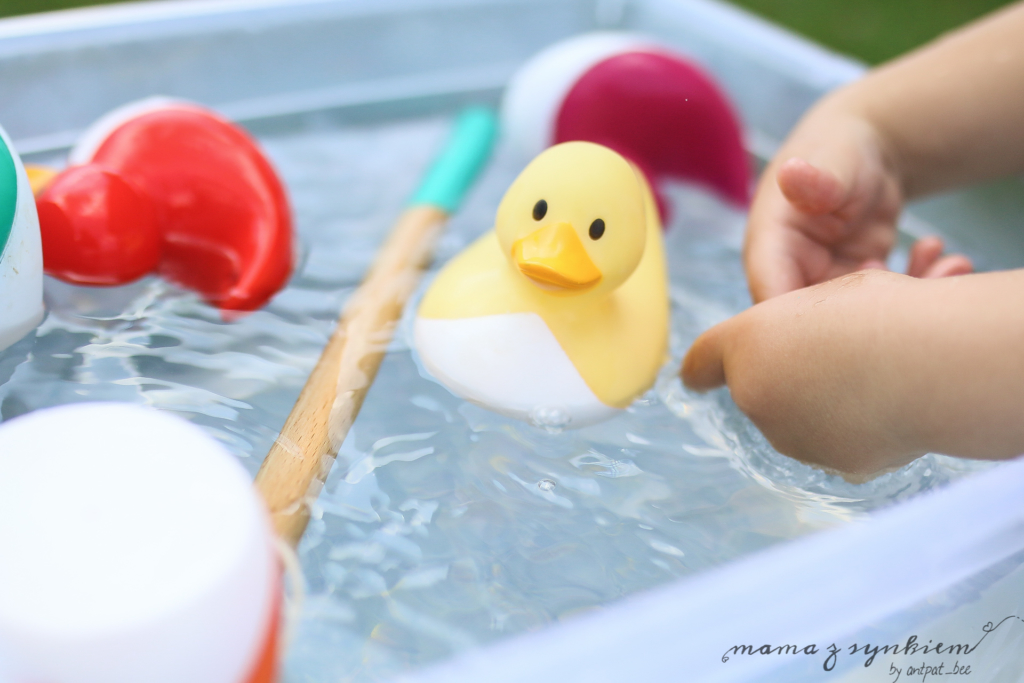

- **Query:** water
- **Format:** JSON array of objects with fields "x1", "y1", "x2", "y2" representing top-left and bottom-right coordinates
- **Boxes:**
[{"x1": 0, "y1": 115, "x2": 989, "y2": 682}]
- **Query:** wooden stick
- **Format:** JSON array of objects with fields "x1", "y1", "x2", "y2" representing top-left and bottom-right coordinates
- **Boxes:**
[
  {"x1": 255, "y1": 205, "x2": 446, "y2": 544},
  {"x1": 255, "y1": 108, "x2": 496, "y2": 546}
]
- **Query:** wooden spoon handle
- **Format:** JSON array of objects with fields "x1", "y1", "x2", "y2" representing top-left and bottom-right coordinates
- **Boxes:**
[
  {"x1": 255, "y1": 205, "x2": 446, "y2": 544},
  {"x1": 255, "y1": 108, "x2": 497, "y2": 546}
]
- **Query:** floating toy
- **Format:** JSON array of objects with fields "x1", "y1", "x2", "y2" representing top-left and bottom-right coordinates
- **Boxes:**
[
  {"x1": 32, "y1": 98, "x2": 294, "y2": 312},
  {"x1": 414, "y1": 34, "x2": 750, "y2": 428},
  {"x1": 502, "y1": 32, "x2": 750, "y2": 216},
  {"x1": 0, "y1": 403, "x2": 281, "y2": 683},
  {"x1": 416, "y1": 141, "x2": 669, "y2": 428},
  {"x1": 0, "y1": 123, "x2": 44, "y2": 352},
  {"x1": 36, "y1": 164, "x2": 161, "y2": 286}
]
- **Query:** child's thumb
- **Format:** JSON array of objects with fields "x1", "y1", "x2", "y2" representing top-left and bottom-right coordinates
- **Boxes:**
[
  {"x1": 681, "y1": 323, "x2": 729, "y2": 391},
  {"x1": 776, "y1": 157, "x2": 849, "y2": 215}
]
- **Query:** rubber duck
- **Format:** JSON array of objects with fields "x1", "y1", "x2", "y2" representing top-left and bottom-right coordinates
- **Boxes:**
[
  {"x1": 415, "y1": 141, "x2": 669, "y2": 428},
  {"x1": 31, "y1": 97, "x2": 294, "y2": 313},
  {"x1": 415, "y1": 34, "x2": 751, "y2": 428},
  {"x1": 0, "y1": 122, "x2": 44, "y2": 352}
]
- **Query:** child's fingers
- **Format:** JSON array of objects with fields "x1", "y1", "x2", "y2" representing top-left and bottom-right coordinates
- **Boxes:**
[
  {"x1": 922, "y1": 254, "x2": 973, "y2": 279},
  {"x1": 906, "y1": 237, "x2": 973, "y2": 278},
  {"x1": 776, "y1": 157, "x2": 849, "y2": 215},
  {"x1": 745, "y1": 154, "x2": 859, "y2": 303},
  {"x1": 681, "y1": 322, "x2": 729, "y2": 391},
  {"x1": 906, "y1": 236, "x2": 944, "y2": 277},
  {"x1": 744, "y1": 230, "x2": 806, "y2": 302},
  {"x1": 858, "y1": 258, "x2": 887, "y2": 271}
]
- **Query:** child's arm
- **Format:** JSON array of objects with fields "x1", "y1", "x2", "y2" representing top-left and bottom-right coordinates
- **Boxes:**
[
  {"x1": 682, "y1": 268, "x2": 1024, "y2": 475},
  {"x1": 745, "y1": 1, "x2": 1024, "y2": 303}
]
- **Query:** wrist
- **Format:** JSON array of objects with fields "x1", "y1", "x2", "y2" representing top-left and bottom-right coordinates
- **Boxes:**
[
  {"x1": 887, "y1": 270, "x2": 1024, "y2": 461},
  {"x1": 870, "y1": 274, "x2": 941, "y2": 461}
]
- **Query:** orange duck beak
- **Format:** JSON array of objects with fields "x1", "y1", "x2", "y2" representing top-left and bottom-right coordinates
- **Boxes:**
[{"x1": 511, "y1": 221, "x2": 601, "y2": 291}]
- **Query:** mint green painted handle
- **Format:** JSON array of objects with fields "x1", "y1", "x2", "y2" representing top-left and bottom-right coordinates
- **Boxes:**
[{"x1": 410, "y1": 107, "x2": 498, "y2": 214}]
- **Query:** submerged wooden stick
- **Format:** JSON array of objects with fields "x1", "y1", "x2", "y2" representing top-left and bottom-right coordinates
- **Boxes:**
[
  {"x1": 256, "y1": 109, "x2": 497, "y2": 546},
  {"x1": 256, "y1": 205, "x2": 445, "y2": 543}
]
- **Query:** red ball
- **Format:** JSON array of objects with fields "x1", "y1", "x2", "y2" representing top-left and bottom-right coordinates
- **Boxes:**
[{"x1": 36, "y1": 164, "x2": 161, "y2": 286}]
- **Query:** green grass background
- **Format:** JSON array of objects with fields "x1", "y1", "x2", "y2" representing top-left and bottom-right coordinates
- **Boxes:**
[
  {"x1": 0, "y1": 0, "x2": 1017, "y2": 64},
  {"x1": 729, "y1": 0, "x2": 1016, "y2": 64}
]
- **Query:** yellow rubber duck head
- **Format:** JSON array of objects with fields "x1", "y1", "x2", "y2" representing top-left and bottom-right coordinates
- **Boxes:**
[{"x1": 496, "y1": 141, "x2": 647, "y2": 297}]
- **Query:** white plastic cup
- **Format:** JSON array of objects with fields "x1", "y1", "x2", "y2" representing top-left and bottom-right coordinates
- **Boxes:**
[{"x1": 0, "y1": 403, "x2": 281, "y2": 683}]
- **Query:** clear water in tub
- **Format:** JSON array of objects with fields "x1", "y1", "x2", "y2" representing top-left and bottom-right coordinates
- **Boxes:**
[{"x1": 0, "y1": 115, "x2": 989, "y2": 681}]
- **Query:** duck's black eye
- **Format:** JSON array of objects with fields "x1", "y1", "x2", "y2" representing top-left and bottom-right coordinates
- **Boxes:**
[
  {"x1": 532, "y1": 199, "x2": 547, "y2": 221},
  {"x1": 589, "y1": 218, "x2": 605, "y2": 240}
]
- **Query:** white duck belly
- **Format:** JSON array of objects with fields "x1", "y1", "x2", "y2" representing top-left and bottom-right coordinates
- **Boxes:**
[{"x1": 414, "y1": 312, "x2": 620, "y2": 428}]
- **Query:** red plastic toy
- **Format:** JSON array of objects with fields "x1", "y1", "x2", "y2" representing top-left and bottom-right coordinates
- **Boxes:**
[
  {"x1": 36, "y1": 99, "x2": 294, "y2": 313},
  {"x1": 502, "y1": 33, "x2": 751, "y2": 221},
  {"x1": 37, "y1": 165, "x2": 161, "y2": 286}
]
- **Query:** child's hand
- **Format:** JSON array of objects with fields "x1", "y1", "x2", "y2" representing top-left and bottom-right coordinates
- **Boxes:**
[
  {"x1": 682, "y1": 3, "x2": 1024, "y2": 475},
  {"x1": 683, "y1": 267, "x2": 1024, "y2": 475},
  {"x1": 683, "y1": 269, "x2": 924, "y2": 475},
  {"x1": 744, "y1": 107, "x2": 973, "y2": 303}
]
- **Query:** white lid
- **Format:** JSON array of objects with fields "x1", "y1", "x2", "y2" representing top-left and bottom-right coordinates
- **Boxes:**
[
  {"x1": 500, "y1": 32, "x2": 654, "y2": 160},
  {"x1": 0, "y1": 403, "x2": 277, "y2": 683}
]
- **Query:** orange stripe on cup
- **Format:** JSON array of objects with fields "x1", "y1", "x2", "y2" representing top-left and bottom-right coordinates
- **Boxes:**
[{"x1": 243, "y1": 572, "x2": 284, "y2": 683}]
